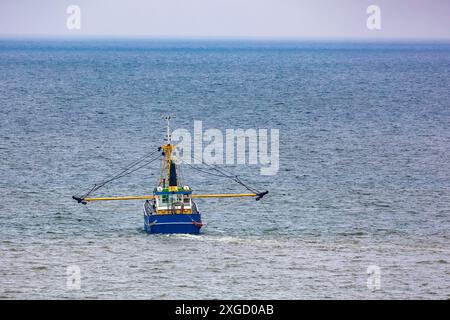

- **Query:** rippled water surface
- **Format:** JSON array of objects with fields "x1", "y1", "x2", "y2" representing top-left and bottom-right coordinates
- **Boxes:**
[{"x1": 0, "y1": 39, "x2": 449, "y2": 299}]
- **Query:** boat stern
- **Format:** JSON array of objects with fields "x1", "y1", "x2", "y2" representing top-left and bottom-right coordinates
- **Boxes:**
[{"x1": 144, "y1": 212, "x2": 203, "y2": 234}]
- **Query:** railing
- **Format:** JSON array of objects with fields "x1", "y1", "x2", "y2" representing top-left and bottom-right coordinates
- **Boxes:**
[{"x1": 144, "y1": 199, "x2": 200, "y2": 215}]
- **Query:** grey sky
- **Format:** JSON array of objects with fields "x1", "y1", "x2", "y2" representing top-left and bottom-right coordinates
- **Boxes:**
[{"x1": 1, "y1": 0, "x2": 450, "y2": 39}]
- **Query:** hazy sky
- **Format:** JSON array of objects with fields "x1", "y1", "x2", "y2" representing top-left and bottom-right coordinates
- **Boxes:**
[{"x1": 1, "y1": 0, "x2": 450, "y2": 39}]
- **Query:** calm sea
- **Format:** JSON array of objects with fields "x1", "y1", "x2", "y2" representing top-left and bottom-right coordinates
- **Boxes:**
[{"x1": 0, "y1": 39, "x2": 449, "y2": 299}]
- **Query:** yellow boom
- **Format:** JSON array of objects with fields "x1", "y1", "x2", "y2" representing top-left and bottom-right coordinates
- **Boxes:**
[
  {"x1": 83, "y1": 195, "x2": 155, "y2": 202},
  {"x1": 193, "y1": 193, "x2": 257, "y2": 198},
  {"x1": 81, "y1": 193, "x2": 258, "y2": 202}
]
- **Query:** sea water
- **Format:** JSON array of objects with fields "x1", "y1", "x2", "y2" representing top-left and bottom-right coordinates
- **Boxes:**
[{"x1": 0, "y1": 39, "x2": 449, "y2": 299}]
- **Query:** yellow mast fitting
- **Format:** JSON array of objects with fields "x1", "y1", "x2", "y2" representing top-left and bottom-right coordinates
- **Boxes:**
[
  {"x1": 162, "y1": 143, "x2": 176, "y2": 191},
  {"x1": 82, "y1": 193, "x2": 257, "y2": 202}
]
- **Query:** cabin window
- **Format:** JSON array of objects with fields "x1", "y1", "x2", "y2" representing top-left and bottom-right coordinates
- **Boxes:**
[
  {"x1": 161, "y1": 195, "x2": 168, "y2": 203},
  {"x1": 183, "y1": 196, "x2": 190, "y2": 204}
]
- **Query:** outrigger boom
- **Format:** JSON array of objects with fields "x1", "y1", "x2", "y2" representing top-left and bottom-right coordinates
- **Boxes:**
[{"x1": 76, "y1": 193, "x2": 260, "y2": 202}]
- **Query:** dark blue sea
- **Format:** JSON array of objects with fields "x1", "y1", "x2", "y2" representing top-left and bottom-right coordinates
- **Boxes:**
[{"x1": 0, "y1": 39, "x2": 449, "y2": 299}]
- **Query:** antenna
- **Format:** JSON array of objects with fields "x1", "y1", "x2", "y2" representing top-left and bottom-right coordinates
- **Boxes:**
[{"x1": 162, "y1": 115, "x2": 175, "y2": 144}]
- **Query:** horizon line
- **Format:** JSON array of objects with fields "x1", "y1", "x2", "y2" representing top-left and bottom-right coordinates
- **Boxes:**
[{"x1": 1, "y1": 34, "x2": 450, "y2": 43}]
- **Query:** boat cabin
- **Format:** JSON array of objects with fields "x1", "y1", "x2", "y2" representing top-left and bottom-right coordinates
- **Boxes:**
[{"x1": 153, "y1": 186, "x2": 195, "y2": 214}]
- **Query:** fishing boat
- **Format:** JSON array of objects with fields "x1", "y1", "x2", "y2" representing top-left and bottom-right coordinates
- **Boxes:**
[{"x1": 73, "y1": 116, "x2": 268, "y2": 234}]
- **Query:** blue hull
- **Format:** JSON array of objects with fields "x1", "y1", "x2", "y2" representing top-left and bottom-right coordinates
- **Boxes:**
[{"x1": 144, "y1": 213, "x2": 203, "y2": 234}]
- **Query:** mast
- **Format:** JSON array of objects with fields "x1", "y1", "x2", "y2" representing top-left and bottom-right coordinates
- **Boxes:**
[{"x1": 161, "y1": 115, "x2": 177, "y2": 191}]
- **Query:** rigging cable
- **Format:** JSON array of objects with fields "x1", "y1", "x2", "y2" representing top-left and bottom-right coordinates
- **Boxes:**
[
  {"x1": 181, "y1": 155, "x2": 268, "y2": 200},
  {"x1": 73, "y1": 148, "x2": 162, "y2": 203}
]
